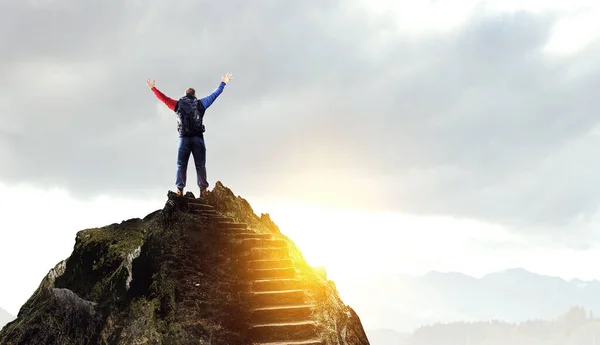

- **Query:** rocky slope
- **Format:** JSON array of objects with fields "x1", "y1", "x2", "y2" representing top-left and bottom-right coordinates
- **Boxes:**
[{"x1": 0, "y1": 182, "x2": 369, "y2": 345}]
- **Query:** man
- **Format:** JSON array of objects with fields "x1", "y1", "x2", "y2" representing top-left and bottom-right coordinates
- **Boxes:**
[{"x1": 146, "y1": 73, "x2": 233, "y2": 198}]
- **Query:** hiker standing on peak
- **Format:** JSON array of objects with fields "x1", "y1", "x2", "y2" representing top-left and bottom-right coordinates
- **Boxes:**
[{"x1": 147, "y1": 73, "x2": 233, "y2": 198}]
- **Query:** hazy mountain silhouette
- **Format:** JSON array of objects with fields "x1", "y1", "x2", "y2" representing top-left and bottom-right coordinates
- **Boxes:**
[
  {"x1": 402, "y1": 306, "x2": 599, "y2": 345},
  {"x1": 349, "y1": 268, "x2": 600, "y2": 333},
  {"x1": 415, "y1": 268, "x2": 600, "y2": 322},
  {"x1": 366, "y1": 329, "x2": 409, "y2": 345},
  {"x1": 0, "y1": 308, "x2": 15, "y2": 330}
]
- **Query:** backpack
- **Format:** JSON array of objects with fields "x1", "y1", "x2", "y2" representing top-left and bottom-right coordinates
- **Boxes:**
[{"x1": 176, "y1": 96, "x2": 206, "y2": 136}]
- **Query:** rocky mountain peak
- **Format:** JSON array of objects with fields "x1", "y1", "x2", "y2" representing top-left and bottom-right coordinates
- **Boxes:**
[{"x1": 0, "y1": 182, "x2": 369, "y2": 345}]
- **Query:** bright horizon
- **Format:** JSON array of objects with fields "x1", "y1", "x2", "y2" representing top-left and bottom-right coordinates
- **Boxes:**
[{"x1": 2, "y1": 181, "x2": 599, "y2": 319}]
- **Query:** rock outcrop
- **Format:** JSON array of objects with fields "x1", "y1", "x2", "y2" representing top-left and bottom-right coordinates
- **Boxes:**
[{"x1": 0, "y1": 182, "x2": 369, "y2": 345}]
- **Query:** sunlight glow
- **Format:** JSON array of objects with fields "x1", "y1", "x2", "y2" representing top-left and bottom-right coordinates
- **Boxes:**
[
  {"x1": 249, "y1": 199, "x2": 520, "y2": 276},
  {"x1": 249, "y1": 197, "x2": 600, "y2": 282}
]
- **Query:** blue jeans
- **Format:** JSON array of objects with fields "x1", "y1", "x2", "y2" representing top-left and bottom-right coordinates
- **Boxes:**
[{"x1": 176, "y1": 136, "x2": 208, "y2": 191}]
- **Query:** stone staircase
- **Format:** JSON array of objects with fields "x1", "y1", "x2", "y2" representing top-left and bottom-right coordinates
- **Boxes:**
[{"x1": 186, "y1": 198, "x2": 323, "y2": 345}]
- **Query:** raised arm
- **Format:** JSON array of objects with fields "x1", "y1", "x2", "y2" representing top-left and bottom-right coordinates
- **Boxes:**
[
  {"x1": 199, "y1": 73, "x2": 233, "y2": 110},
  {"x1": 147, "y1": 78, "x2": 177, "y2": 111}
]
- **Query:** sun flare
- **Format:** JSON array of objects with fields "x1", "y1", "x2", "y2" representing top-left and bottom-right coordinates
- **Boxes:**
[{"x1": 248, "y1": 198, "x2": 520, "y2": 284}]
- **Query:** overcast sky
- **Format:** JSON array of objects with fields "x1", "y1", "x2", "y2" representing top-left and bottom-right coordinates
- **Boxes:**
[{"x1": 3, "y1": 0, "x2": 600, "y2": 327}]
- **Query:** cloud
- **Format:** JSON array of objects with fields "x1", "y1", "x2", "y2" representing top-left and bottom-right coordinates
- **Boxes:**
[{"x1": 3, "y1": 0, "x2": 600, "y2": 243}]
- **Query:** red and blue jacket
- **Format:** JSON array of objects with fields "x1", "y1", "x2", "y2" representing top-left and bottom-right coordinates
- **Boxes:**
[{"x1": 151, "y1": 81, "x2": 227, "y2": 111}]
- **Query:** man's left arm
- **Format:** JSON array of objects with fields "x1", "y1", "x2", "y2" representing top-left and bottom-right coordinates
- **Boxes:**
[
  {"x1": 200, "y1": 73, "x2": 233, "y2": 109},
  {"x1": 200, "y1": 82, "x2": 226, "y2": 109}
]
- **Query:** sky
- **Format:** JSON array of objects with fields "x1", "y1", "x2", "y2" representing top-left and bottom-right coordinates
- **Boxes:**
[{"x1": 2, "y1": 0, "x2": 600, "y2": 326}]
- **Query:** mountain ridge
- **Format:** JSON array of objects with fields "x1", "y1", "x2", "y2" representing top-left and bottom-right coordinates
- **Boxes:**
[
  {"x1": 417, "y1": 267, "x2": 600, "y2": 284},
  {"x1": 339, "y1": 267, "x2": 600, "y2": 333}
]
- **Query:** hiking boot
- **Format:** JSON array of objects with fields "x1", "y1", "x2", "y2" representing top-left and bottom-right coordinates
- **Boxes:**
[
  {"x1": 200, "y1": 187, "x2": 208, "y2": 199},
  {"x1": 176, "y1": 188, "x2": 183, "y2": 197}
]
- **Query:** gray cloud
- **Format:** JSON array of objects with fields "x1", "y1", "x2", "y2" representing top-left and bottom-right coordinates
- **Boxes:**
[{"x1": 3, "y1": 1, "x2": 600, "y2": 243}]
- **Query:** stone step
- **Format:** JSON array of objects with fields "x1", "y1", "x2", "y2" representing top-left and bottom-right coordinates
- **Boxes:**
[
  {"x1": 198, "y1": 209, "x2": 219, "y2": 215},
  {"x1": 253, "y1": 279, "x2": 302, "y2": 292},
  {"x1": 217, "y1": 221, "x2": 248, "y2": 229},
  {"x1": 240, "y1": 239, "x2": 287, "y2": 250},
  {"x1": 249, "y1": 247, "x2": 289, "y2": 260},
  {"x1": 231, "y1": 233, "x2": 273, "y2": 240},
  {"x1": 248, "y1": 321, "x2": 318, "y2": 343},
  {"x1": 189, "y1": 203, "x2": 214, "y2": 211},
  {"x1": 202, "y1": 214, "x2": 231, "y2": 220},
  {"x1": 248, "y1": 267, "x2": 297, "y2": 280},
  {"x1": 250, "y1": 259, "x2": 293, "y2": 269},
  {"x1": 220, "y1": 228, "x2": 253, "y2": 235},
  {"x1": 194, "y1": 211, "x2": 222, "y2": 218},
  {"x1": 207, "y1": 217, "x2": 234, "y2": 223},
  {"x1": 251, "y1": 290, "x2": 305, "y2": 307},
  {"x1": 253, "y1": 339, "x2": 322, "y2": 345},
  {"x1": 202, "y1": 213, "x2": 229, "y2": 219},
  {"x1": 251, "y1": 305, "x2": 314, "y2": 324}
]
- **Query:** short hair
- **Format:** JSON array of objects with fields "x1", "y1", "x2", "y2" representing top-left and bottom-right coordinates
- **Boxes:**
[{"x1": 185, "y1": 88, "x2": 195, "y2": 96}]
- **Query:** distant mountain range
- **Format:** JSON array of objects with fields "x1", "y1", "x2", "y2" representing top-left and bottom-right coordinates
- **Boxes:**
[
  {"x1": 0, "y1": 308, "x2": 15, "y2": 330},
  {"x1": 338, "y1": 268, "x2": 600, "y2": 333},
  {"x1": 366, "y1": 329, "x2": 409, "y2": 345},
  {"x1": 368, "y1": 306, "x2": 600, "y2": 345}
]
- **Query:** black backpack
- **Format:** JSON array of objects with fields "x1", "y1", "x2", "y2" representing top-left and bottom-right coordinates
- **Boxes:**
[{"x1": 176, "y1": 96, "x2": 206, "y2": 136}]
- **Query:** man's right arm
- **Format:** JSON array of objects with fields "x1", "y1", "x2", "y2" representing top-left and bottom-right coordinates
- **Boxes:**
[
  {"x1": 151, "y1": 87, "x2": 178, "y2": 111},
  {"x1": 147, "y1": 78, "x2": 177, "y2": 111}
]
